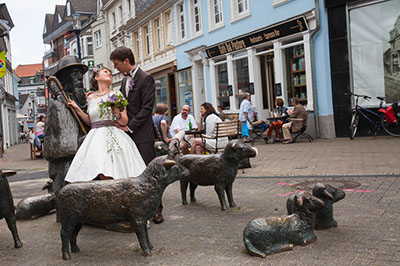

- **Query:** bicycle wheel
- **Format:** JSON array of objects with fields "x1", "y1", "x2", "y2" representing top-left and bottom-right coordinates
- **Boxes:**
[
  {"x1": 349, "y1": 113, "x2": 359, "y2": 140},
  {"x1": 381, "y1": 116, "x2": 400, "y2": 137}
]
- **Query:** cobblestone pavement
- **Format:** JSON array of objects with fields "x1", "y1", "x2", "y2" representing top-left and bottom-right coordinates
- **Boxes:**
[{"x1": 0, "y1": 138, "x2": 399, "y2": 265}]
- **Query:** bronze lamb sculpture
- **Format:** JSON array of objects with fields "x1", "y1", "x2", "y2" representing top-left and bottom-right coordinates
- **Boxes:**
[
  {"x1": 56, "y1": 157, "x2": 189, "y2": 260},
  {"x1": 286, "y1": 183, "x2": 345, "y2": 230},
  {"x1": 15, "y1": 193, "x2": 55, "y2": 220},
  {"x1": 312, "y1": 183, "x2": 345, "y2": 230},
  {"x1": 178, "y1": 140, "x2": 257, "y2": 210},
  {"x1": 243, "y1": 192, "x2": 324, "y2": 257},
  {"x1": 0, "y1": 170, "x2": 23, "y2": 248}
]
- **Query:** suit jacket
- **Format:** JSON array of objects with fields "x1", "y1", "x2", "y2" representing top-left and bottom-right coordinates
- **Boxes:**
[
  {"x1": 120, "y1": 68, "x2": 155, "y2": 144},
  {"x1": 289, "y1": 104, "x2": 307, "y2": 132}
]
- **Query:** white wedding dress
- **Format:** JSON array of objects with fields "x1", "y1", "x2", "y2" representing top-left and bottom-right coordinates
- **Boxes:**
[{"x1": 65, "y1": 94, "x2": 146, "y2": 182}]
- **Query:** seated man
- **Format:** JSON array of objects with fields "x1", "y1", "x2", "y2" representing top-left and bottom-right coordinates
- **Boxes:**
[
  {"x1": 152, "y1": 103, "x2": 172, "y2": 144},
  {"x1": 282, "y1": 97, "x2": 307, "y2": 144},
  {"x1": 170, "y1": 105, "x2": 197, "y2": 154}
]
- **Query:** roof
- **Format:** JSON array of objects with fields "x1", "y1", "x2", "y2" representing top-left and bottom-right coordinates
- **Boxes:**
[
  {"x1": 135, "y1": 0, "x2": 158, "y2": 16},
  {"x1": 70, "y1": 0, "x2": 97, "y2": 13},
  {"x1": 19, "y1": 94, "x2": 29, "y2": 107},
  {"x1": 15, "y1": 64, "x2": 43, "y2": 78},
  {"x1": 0, "y1": 3, "x2": 14, "y2": 29}
]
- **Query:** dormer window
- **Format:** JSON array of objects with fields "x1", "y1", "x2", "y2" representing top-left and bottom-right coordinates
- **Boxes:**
[
  {"x1": 58, "y1": 13, "x2": 62, "y2": 23},
  {"x1": 43, "y1": 24, "x2": 47, "y2": 34}
]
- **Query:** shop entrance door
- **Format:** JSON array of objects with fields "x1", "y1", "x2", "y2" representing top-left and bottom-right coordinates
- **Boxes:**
[{"x1": 260, "y1": 52, "x2": 276, "y2": 112}]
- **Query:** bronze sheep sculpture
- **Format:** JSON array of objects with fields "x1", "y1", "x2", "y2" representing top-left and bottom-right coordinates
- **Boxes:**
[
  {"x1": 0, "y1": 170, "x2": 23, "y2": 248},
  {"x1": 56, "y1": 157, "x2": 189, "y2": 260},
  {"x1": 178, "y1": 140, "x2": 257, "y2": 210},
  {"x1": 243, "y1": 192, "x2": 324, "y2": 257}
]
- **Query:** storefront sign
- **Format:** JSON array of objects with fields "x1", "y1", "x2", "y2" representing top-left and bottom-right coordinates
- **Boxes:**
[
  {"x1": 87, "y1": 60, "x2": 95, "y2": 69},
  {"x1": 228, "y1": 85, "x2": 233, "y2": 96},
  {"x1": 206, "y1": 17, "x2": 308, "y2": 58}
]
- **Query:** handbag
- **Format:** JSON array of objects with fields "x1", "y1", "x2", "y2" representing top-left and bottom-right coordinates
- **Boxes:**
[{"x1": 242, "y1": 121, "x2": 249, "y2": 137}]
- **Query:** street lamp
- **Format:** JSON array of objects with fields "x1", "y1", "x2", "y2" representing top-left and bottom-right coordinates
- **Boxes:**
[
  {"x1": 65, "y1": 13, "x2": 88, "y2": 62},
  {"x1": 29, "y1": 92, "x2": 36, "y2": 122}
]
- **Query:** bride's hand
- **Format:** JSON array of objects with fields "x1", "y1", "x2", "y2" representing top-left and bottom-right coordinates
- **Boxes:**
[
  {"x1": 112, "y1": 107, "x2": 121, "y2": 120},
  {"x1": 66, "y1": 99, "x2": 78, "y2": 109}
]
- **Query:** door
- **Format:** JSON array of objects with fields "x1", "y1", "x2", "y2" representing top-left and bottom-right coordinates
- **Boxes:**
[{"x1": 260, "y1": 52, "x2": 276, "y2": 112}]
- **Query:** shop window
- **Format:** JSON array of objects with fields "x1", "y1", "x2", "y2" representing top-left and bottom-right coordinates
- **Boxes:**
[
  {"x1": 285, "y1": 44, "x2": 306, "y2": 106},
  {"x1": 234, "y1": 58, "x2": 249, "y2": 109},
  {"x1": 155, "y1": 76, "x2": 168, "y2": 106},
  {"x1": 177, "y1": 69, "x2": 193, "y2": 112},
  {"x1": 349, "y1": 0, "x2": 400, "y2": 106},
  {"x1": 164, "y1": 10, "x2": 173, "y2": 46},
  {"x1": 216, "y1": 63, "x2": 229, "y2": 109}
]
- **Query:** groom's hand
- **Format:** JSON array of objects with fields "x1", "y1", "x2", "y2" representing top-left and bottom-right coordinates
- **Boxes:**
[{"x1": 114, "y1": 121, "x2": 128, "y2": 132}]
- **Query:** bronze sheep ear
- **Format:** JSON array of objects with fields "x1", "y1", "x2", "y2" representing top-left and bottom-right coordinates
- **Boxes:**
[{"x1": 2, "y1": 171, "x2": 17, "y2": 177}]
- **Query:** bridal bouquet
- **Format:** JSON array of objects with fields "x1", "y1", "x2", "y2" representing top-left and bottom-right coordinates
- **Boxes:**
[{"x1": 98, "y1": 91, "x2": 129, "y2": 120}]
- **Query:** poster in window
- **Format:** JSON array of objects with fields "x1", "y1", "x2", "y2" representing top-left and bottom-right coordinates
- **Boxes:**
[{"x1": 349, "y1": 0, "x2": 400, "y2": 106}]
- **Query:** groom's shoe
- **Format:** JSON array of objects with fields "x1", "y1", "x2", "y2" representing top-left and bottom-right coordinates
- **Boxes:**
[{"x1": 153, "y1": 210, "x2": 164, "y2": 224}]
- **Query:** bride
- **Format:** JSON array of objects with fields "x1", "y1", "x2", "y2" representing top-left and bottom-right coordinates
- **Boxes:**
[{"x1": 64, "y1": 67, "x2": 146, "y2": 182}]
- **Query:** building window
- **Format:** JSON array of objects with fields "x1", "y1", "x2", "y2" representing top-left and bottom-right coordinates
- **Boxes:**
[
  {"x1": 190, "y1": 0, "x2": 202, "y2": 35},
  {"x1": 43, "y1": 24, "x2": 47, "y2": 34},
  {"x1": 119, "y1": 6, "x2": 123, "y2": 24},
  {"x1": 177, "y1": 2, "x2": 186, "y2": 40},
  {"x1": 234, "y1": 57, "x2": 249, "y2": 109},
  {"x1": 112, "y1": 12, "x2": 116, "y2": 30},
  {"x1": 87, "y1": 37, "x2": 93, "y2": 56},
  {"x1": 143, "y1": 25, "x2": 151, "y2": 56},
  {"x1": 127, "y1": 0, "x2": 132, "y2": 17},
  {"x1": 155, "y1": 76, "x2": 168, "y2": 106},
  {"x1": 80, "y1": 38, "x2": 84, "y2": 56},
  {"x1": 285, "y1": 44, "x2": 307, "y2": 106},
  {"x1": 231, "y1": 0, "x2": 250, "y2": 22},
  {"x1": 58, "y1": 13, "x2": 62, "y2": 23},
  {"x1": 216, "y1": 62, "x2": 229, "y2": 109},
  {"x1": 177, "y1": 69, "x2": 193, "y2": 112},
  {"x1": 67, "y1": 1, "x2": 71, "y2": 16},
  {"x1": 208, "y1": 0, "x2": 223, "y2": 31},
  {"x1": 95, "y1": 30, "x2": 102, "y2": 48},
  {"x1": 153, "y1": 18, "x2": 162, "y2": 52},
  {"x1": 164, "y1": 10, "x2": 173, "y2": 46},
  {"x1": 133, "y1": 31, "x2": 141, "y2": 59}
]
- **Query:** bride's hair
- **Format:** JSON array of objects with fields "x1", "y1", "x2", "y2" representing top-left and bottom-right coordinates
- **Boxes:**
[{"x1": 90, "y1": 67, "x2": 112, "y2": 91}]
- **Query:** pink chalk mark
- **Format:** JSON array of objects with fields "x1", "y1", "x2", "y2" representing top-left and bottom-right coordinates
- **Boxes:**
[
  {"x1": 343, "y1": 189, "x2": 373, "y2": 193},
  {"x1": 277, "y1": 182, "x2": 294, "y2": 186}
]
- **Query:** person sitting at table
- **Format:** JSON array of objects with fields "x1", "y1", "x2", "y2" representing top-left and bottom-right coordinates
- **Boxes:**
[
  {"x1": 282, "y1": 97, "x2": 307, "y2": 144},
  {"x1": 191, "y1": 102, "x2": 228, "y2": 154},
  {"x1": 152, "y1": 103, "x2": 172, "y2": 144},
  {"x1": 265, "y1": 98, "x2": 289, "y2": 142},
  {"x1": 217, "y1": 105, "x2": 226, "y2": 121},
  {"x1": 170, "y1": 105, "x2": 197, "y2": 154}
]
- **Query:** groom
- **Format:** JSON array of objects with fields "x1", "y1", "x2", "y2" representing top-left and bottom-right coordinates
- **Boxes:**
[{"x1": 111, "y1": 47, "x2": 164, "y2": 224}]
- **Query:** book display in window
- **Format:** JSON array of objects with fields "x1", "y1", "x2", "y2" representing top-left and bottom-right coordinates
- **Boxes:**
[{"x1": 288, "y1": 45, "x2": 307, "y2": 105}]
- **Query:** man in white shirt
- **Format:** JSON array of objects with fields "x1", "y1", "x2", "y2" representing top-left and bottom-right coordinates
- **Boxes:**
[{"x1": 170, "y1": 105, "x2": 197, "y2": 154}]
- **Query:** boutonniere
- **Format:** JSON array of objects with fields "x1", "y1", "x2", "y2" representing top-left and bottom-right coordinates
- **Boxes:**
[{"x1": 129, "y1": 80, "x2": 135, "y2": 90}]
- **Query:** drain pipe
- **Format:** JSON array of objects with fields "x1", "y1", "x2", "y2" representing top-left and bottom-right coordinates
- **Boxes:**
[{"x1": 310, "y1": 0, "x2": 321, "y2": 138}]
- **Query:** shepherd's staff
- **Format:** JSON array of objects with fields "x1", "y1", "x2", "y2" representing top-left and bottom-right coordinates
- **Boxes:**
[{"x1": 46, "y1": 76, "x2": 88, "y2": 135}]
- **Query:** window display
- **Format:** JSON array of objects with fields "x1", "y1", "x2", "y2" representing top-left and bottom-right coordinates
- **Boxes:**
[{"x1": 216, "y1": 63, "x2": 229, "y2": 109}]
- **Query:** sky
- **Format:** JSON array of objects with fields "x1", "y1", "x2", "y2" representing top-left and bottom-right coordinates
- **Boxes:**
[{"x1": 2, "y1": 0, "x2": 67, "y2": 68}]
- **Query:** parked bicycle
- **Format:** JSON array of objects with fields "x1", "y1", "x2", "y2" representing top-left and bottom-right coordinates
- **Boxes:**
[{"x1": 346, "y1": 92, "x2": 400, "y2": 139}]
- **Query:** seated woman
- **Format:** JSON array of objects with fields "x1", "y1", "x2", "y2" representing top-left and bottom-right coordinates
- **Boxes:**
[
  {"x1": 34, "y1": 115, "x2": 45, "y2": 140},
  {"x1": 191, "y1": 102, "x2": 228, "y2": 154},
  {"x1": 265, "y1": 98, "x2": 289, "y2": 141}
]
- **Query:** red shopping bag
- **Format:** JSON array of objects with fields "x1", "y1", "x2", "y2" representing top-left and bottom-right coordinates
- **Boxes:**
[{"x1": 379, "y1": 105, "x2": 397, "y2": 124}]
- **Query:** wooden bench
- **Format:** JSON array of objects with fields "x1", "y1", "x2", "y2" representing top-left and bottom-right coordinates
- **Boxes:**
[{"x1": 203, "y1": 120, "x2": 241, "y2": 154}]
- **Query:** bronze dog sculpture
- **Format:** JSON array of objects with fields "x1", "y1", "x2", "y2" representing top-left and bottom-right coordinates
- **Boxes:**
[
  {"x1": 0, "y1": 170, "x2": 22, "y2": 248},
  {"x1": 57, "y1": 157, "x2": 188, "y2": 260},
  {"x1": 243, "y1": 192, "x2": 324, "y2": 257},
  {"x1": 178, "y1": 140, "x2": 257, "y2": 210}
]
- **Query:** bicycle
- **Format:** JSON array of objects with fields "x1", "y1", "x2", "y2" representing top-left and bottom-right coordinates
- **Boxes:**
[{"x1": 346, "y1": 92, "x2": 400, "y2": 139}]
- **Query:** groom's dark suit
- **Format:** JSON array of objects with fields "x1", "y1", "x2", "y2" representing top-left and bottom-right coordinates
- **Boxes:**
[{"x1": 120, "y1": 67, "x2": 156, "y2": 165}]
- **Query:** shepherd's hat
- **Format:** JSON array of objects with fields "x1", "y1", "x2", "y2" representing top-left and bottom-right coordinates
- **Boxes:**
[{"x1": 54, "y1": 55, "x2": 88, "y2": 77}]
